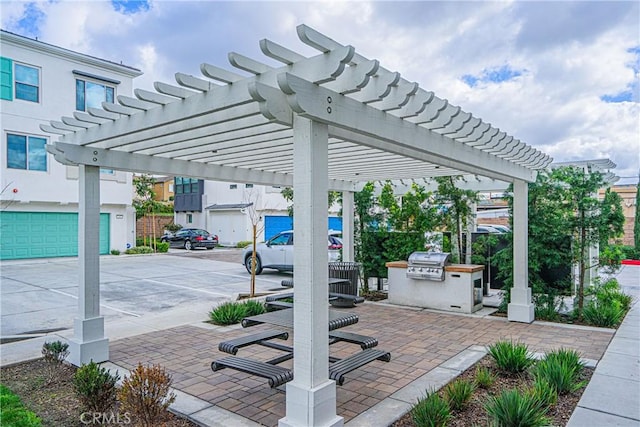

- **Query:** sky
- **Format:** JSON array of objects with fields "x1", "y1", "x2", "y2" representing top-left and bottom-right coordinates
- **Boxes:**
[{"x1": 2, "y1": 0, "x2": 639, "y2": 184}]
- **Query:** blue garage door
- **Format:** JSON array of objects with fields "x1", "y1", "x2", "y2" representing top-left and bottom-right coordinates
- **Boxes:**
[
  {"x1": 264, "y1": 215, "x2": 342, "y2": 240},
  {"x1": 0, "y1": 212, "x2": 110, "y2": 260}
]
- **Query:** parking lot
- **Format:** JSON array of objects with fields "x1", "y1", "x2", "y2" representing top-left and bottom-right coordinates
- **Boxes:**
[{"x1": 0, "y1": 248, "x2": 290, "y2": 338}]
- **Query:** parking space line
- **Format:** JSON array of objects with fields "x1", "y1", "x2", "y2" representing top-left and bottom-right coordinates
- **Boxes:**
[
  {"x1": 49, "y1": 289, "x2": 141, "y2": 317},
  {"x1": 212, "y1": 271, "x2": 285, "y2": 285},
  {"x1": 142, "y1": 279, "x2": 231, "y2": 297}
]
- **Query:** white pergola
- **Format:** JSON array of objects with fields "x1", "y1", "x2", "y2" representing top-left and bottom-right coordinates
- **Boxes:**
[{"x1": 42, "y1": 25, "x2": 551, "y2": 427}]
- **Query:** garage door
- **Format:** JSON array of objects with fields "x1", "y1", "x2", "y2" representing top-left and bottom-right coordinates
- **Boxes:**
[{"x1": 0, "y1": 212, "x2": 110, "y2": 260}]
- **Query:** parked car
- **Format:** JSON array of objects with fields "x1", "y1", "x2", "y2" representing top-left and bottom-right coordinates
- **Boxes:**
[
  {"x1": 161, "y1": 228, "x2": 218, "y2": 250},
  {"x1": 486, "y1": 224, "x2": 510, "y2": 233},
  {"x1": 242, "y1": 230, "x2": 341, "y2": 274},
  {"x1": 477, "y1": 224, "x2": 510, "y2": 233}
]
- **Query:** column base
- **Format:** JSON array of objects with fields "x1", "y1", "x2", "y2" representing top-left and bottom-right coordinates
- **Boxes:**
[
  {"x1": 68, "y1": 317, "x2": 109, "y2": 366},
  {"x1": 507, "y1": 303, "x2": 535, "y2": 323},
  {"x1": 68, "y1": 337, "x2": 109, "y2": 366},
  {"x1": 279, "y1": 380, "x2": 343, "y2": 427}
]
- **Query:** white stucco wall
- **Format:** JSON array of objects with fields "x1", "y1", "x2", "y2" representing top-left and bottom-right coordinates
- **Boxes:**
[{"x1": 0, "y1": 31, "x2": 141, "y2": 255}]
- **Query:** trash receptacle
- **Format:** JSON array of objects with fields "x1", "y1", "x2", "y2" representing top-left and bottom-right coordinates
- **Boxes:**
[{"x1": 328, "y1": 262, "x2": 361, "y2": 296}]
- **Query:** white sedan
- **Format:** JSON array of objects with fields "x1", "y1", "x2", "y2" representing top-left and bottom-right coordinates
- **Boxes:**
[{"x1": 242, "y1": 230, "x2": 342, "y2": 274}]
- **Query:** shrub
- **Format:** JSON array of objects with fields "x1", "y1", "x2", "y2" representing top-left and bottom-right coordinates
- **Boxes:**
[
  {"x1": 474, "y1": 365, "x2": 496, "y2": 389},
  {"x1": 533, "y1": 291, "x2": 563, "y2": 321},
  {"x1": 592, "y1": 278, "x2": 633, "y2": 312},
  {"x1": 619, "y1": 245, "x2": 640, "y2": 260},
  {"x1": 243, "y1": 300, "x2": 266, "y2": 316},
  {"x1": 165, "y1": 223, "x2": 182, "y2": 233},
  {"x1": 411, "y1": 389, "x2": 451, "y2": 427},
  {"x1": 73, "y1": 361, "x2": 119, "y2": 413},
  {"x1": 485, "y1": 389, "x2": 549, "y2": 427},
  {"x1": 487, "y1": 340, "x2": 535, "y2": 374},
  {"x1": 209, "y1": 301, "x2": 247, "y2": 325},
  {"x1": 118, "y1": 363, "x2": 176, "y2": 427},
  {"x1": 125, "y1": 246, "x2": 154, "y2": 255},
  {"x1": 532, "y1": 350, "x2": 586, "y2": 395},
  {"x1": 110, "y1": 249, "x2": 121, "y2": 255},
  {"x1": 581, "y1": 301, "x2": 624, "y2": 328},
  {"x1": 0, "y1": 384, "x2": 42, "y2": 427},
  {"x1": 544, "y1": 348, "x2": 585, "y2": 375},
  {"x1": 155, "y1": 241, "x2": 169, "y2": 253},
  {"x1": 41, "y1": 340, "x2": 69, "y2": 383},
  {"x1": 236, "y1": 240, "x2": 252, "y2": 248},
  {"x1": 443, "y1": 378, "x2": 475, "y2": 411},
  {"x1": 527, "y1": 379, "x2": 558, "y2": 407}
]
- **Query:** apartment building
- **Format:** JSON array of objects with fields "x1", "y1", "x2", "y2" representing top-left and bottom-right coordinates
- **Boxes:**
[
  {"x1": 172, "y1": 179, "x2": 342, "y2": 246},
  {"x1": 0, "y1": 30, "x2": 142, "y2": 259}
]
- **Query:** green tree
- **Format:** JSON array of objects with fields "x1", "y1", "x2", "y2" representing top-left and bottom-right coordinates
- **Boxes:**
[
  {"x1": 133, "y1": 174, "x2": 160, "y2": 248},
  {"x1": 354, "y1": 182, "x2": 384, "y2": 291},
  {"x1": 552, "y1": 167, "x2": 623, "y2": 316},
  {"x1": 378, "y1": 181, "x2": 437, "y2": 261},
  {"x1": 495, "y1": 168, "x2": 625, "y2": 317},
  {"x1": 433, "y1": 176, "x2": 479, "y2": 263},
  {"x1": 599, "y1": 188, "x2": 625, "y2": 248}
]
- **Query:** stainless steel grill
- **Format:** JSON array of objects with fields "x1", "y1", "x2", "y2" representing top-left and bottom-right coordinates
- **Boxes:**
[{"x1": 406, "y1": 252, "x2": 451, "y2": 281}]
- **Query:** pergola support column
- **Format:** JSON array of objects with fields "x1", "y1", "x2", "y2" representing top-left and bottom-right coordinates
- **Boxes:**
[
  {"x1": 280, "y1": 116, "x2": 342, "y2": 427},
  {"x1": 68, "y1": 165, "x2": 108, "y2": 366},
  {"x1": 341, "y1": 191, "x2": 354, "y2": 262},
  {"x1": 508, "y1": 179, "x2": 534, "y2": 323}
]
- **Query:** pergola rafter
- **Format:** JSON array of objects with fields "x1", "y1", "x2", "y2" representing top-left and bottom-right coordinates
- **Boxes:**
[
  {"x1": 41, "y1": 24, "x2": 551, "y2": 427},
  {"x1": 42, "y1": 25, "x2": 550, "y2": 186}
]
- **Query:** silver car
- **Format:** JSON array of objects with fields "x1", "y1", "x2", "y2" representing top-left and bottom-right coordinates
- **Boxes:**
[{"x1": 242, "y1": 230, "x2": 342, "y2": 274}]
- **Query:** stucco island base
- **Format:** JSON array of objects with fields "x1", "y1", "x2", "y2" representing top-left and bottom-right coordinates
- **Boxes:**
[{"x1": 386, "y1": 261, "x2": 485, "y2": 314}]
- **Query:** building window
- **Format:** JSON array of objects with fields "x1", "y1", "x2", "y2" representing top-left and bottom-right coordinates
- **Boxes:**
[
  {"x1": 169, "y1": 183, "x2": 174, "y2": 193},
  {"x1": 229, "y1": 184, "x2": 238, "y2": 189},
  {"x1": 174, "y1": 177, "x2": 200, "y2": 194},
  {"x1": 245, "y1": 183, "x2": 254, "y2": 188},
  {"x1": 186, "y1": 213, "x2": 193, "y2": 223},
  {"x1": 1, "y1": 58, "x2": 40, "y2": 102},
  {"x1": 76, "y1": 79, "x2": 115, "y2": 111},
  {"x1": 14, "y1": 63, "x2": 40, "y2": 102},
  {"x1": 6, "y1": 133, "x2": 47, "y2": 171},
  {"x1": 100, "y1": 169, "x2": 115, "y2": 175}
]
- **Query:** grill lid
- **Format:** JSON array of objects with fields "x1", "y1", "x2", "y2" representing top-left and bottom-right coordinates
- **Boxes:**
[{"x1": 408, "y1": 252, "x2": 451, "y2": 267}]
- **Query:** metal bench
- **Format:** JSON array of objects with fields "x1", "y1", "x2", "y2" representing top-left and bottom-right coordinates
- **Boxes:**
[
  {"x1": 329, "y1": 349, "x2": 391, "y2": 386},
  {"x1": 266, "y1": 301, "x2": 294, "y2": 310},
  {"x1": 218, "y1": 329, "x2": 289, "y2": 355},
  {"x1": 328, "y1": 331, "x2": 378, "y2": 350},
  {"x1": 211, "y1": 357, "x2": 293, "y2": 388},
  {"x1": 328, "y1": 292, "x2": 365, "y2": 308},
  {"x1": 269, "y1": 289, "x2": 364, "y2": 308},
  {"x1": 266, "y1": 293, "x2": 294, "y2": 301}
]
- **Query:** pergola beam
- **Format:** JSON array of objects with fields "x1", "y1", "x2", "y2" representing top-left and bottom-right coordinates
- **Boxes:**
[{"x1": 277, "y1": 75, "x2": 538, "y2": 182}]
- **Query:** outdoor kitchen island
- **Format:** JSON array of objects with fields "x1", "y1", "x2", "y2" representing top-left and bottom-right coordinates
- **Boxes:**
[{"x1": 386, "y1": 260, "x2": 485, "y2": 313}]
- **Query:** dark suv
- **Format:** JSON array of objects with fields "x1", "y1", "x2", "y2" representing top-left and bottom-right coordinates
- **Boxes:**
[{"x1": 161, "y1": 228, "x2": 218, "y2": 250}]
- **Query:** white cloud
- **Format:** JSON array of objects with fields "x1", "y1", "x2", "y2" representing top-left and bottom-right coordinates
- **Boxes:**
[{"x1": 2, "y1": 0, "x2": 638, "y2": 183}]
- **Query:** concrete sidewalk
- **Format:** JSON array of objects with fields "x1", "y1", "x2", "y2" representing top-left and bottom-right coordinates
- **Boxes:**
[
  {"x1": 1, "y1": 265, "x2": 638, "y2": 426},
  {"x1": 567, "y1": 264, "x2": 640, "y2": 427}
]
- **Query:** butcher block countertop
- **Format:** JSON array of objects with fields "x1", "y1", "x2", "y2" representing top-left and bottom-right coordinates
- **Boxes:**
[{"x1": 385, "y1": 261, "x2": 484, "y2": 273}]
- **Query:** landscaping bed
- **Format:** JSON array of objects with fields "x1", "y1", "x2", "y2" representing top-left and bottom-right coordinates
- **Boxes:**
[
  {"x1": 0, "y1": 358, "x2": 196, "y2": 426},
  {"x1": 391, "y1": 345, "x2": 594, "y2": 427}
]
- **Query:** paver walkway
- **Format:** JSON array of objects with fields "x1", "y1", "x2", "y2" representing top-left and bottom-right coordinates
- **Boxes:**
[{"x1": 110, "y1": 303, "x2": 613, "y2": 426}]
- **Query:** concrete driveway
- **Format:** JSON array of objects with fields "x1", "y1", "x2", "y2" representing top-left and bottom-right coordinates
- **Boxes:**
[{"x1": 0, "y1": 248, "x2": 289, "y2": 339}]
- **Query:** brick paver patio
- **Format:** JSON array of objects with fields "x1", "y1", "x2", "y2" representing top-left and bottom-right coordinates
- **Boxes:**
[{"x1": 110, "y1": 303, "x2": 613, "y2": 426}]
